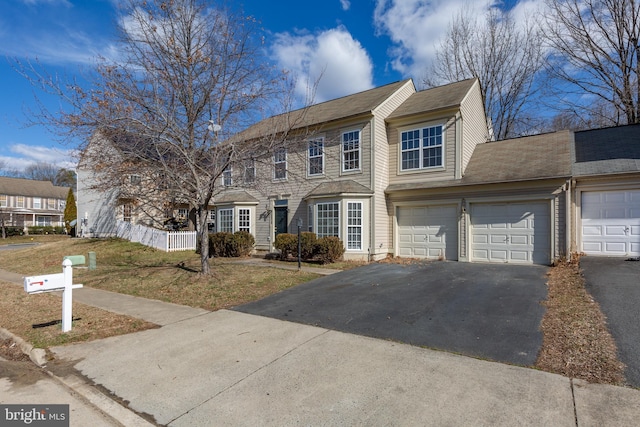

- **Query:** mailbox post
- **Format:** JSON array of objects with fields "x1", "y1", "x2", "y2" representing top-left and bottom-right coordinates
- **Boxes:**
[{"x1": 24, "y1": 259, "x2": 83, "y2": 333}]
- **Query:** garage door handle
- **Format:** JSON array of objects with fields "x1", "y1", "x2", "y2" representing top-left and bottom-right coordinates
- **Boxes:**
[
  {"x1": 505, "y1": 237, "x2": 510, "y2": 243},
  {"x1": 625, "y1": 227, "x2": 630, "y2": 234}
]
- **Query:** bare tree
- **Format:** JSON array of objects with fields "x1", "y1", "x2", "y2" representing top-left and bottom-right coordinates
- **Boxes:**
[
  {"x1": 424, "y1": 6, "x2": 545, "y2": 140},
  {"x1": 16, "y1": 0, "x2": 295, "y2": 275},
  {"x1": 543, "y1": 0, "x2": 640, "y2": 126},
  {"x1": 22, "y1": 161, "x2": 60, "y2": 183}
]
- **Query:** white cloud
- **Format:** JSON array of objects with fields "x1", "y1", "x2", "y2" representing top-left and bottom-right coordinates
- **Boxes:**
[
  {"x1": 2, "y1": 144, "x2": 77, "y2": 170},
  {"x1": 373, "y1": 0, "x2": 495, "y2": 79},
  {"x1": 271, "y1": 27, "x2": 374, "y2": 104},
  {"x1": 340, "y1": 0, "x2": 351, "y2": 11}
]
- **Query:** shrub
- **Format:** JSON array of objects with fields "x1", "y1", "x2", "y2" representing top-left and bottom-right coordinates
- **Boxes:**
[
  {"x1": 208, "y1": 231, "x2": 255, "y2": 257},
  {"x1": 2, "y1": 226, "x2": 24, "y2": 237},
  {"x1": 209, "y1": 232, "x2": 233, "y2": 257},
  {"x1": 315, "y1": 236, "x2": 345, "y2": 264},
  {"x1": 232, "y1": 231, "x2": 255, "y2": 257},
  {"x1": 299, "y1": 232, "x2": 317, "y2": 259},
  {"x1": 273, "y1": 233, "x2": 297, "y2": 260},
  {"x1": 27, "y1": 226, "x2": 65, "y2": 235}
]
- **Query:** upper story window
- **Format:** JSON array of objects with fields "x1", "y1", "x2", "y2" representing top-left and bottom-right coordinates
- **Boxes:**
[
  {"x1": 130, "y1": 174, "x2": 141, "y2": 185},
  {"x1": 16, "y1": 196, "x2": 24, "y2": 208},
  {"x1": 401, "y1": 124, "x2": 443, "y2": 171},
  {"x1": 47, "y1": 198, "x2": 56, "y2": 209},
  {"x1": 243, "y1": 158, "x2": 255, "y2": 184},
  {"x1": 222, "y1": 166, "x2": 232, "y2": 187},
  {"x1": 33, "y1": 197, "x2": 41, "y2": 209},
  {"x1": 308, "y1": 138, "x2": 324, "y2": 176},
  {"x1": 342, "y1": 130, "x2": 361, "y2": 172},
  {"x1": 0, "y1": 195, "x2": 6, "y2": 207},
  {"x1": 274, "y1": 148, "x2": 287, "y2": 180},
  {"x1": 59, "y1": 200, "x2": 66, "y2": 210},
  {"x1": 123, "y1": 204, "x2": 133, "y2": 222}
]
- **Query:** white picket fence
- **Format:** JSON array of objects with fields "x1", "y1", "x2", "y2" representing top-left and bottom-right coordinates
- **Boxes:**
[{"x1": 116, "y1": 221, "x2": 197, "y2": 252}]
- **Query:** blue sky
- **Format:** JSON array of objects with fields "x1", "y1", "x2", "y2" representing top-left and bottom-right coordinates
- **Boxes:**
[{"x1": 0, "y1": 0, "x2": 532, "y2": 171}]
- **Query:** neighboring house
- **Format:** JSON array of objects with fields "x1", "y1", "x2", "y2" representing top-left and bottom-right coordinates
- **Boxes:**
[
  {"x1": 76, "y1": 131, "x2": 215, "y2": 237},
  {"x1": 570, "y1": 124, "x2": 640, "y2": 257},
  {"x1": 76, "y1": 78, "x2": 640, "y2": 264},
  {"x1": 0, "y1": 176, "x2": 68, "y2": 230}
]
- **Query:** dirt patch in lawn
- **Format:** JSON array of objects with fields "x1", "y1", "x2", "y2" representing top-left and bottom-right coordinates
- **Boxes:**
[
  {"x1": 0, "y1": 281, "x2": 158, "y2": 351},
  {"x1": 536, "y1": 257, "x2": 626, "y2": 385}
]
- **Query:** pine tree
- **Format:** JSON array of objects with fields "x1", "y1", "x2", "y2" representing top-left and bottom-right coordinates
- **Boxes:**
[{"x1": 64, "y1": 188, "x2": 77, "y2": 235}]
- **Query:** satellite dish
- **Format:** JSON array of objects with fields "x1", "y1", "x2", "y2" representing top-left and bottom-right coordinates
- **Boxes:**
[
  {"x1": 208, "y1": 120, "x2": 222, "y2": 132},
  {"x1": 69, "y1": 219, "x2": 77, "y2": 226}
]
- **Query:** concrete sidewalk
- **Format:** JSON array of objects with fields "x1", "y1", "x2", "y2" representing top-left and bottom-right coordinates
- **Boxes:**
[{"x1": 3, "y1": 267, "x2": 640, "y2": 426}]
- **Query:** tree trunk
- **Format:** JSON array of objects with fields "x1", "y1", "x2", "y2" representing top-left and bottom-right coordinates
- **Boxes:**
[{"x1": 196, "y1": 206, "x2": 211, "y2": 275}]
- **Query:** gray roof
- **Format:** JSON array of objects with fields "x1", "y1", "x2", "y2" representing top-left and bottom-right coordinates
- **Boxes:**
[
  {"x1": 386, "y1": 130, "x2": 573, "y2": 193},
  {"x1": 572, "y1": 124, "x2": 640, "y2": 176},
  {"x1": 0, "y1": 176, "x2": 69, "y2": 199},
  {"x1": 236, "y1": 80, "x2": 413, "y2": 141},
  {"x1": 214, "y1": 191, "x2": 259, "y2": 204},
  {"x1": 305, "y1": 180, "x2": 374, "y2": 199},
  {"x1": 386, "y1": 78, "x2": 478, "y2": 121}
]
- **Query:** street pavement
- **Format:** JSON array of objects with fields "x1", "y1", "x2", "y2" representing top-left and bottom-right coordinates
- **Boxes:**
[{"x1": 2, "y1": 262, "x2": 640, "y2": 426}]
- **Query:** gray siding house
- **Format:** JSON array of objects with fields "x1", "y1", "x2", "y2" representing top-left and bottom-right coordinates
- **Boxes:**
[{"x1": 0, "y1": 176, "x2": 68, "y2": 230}]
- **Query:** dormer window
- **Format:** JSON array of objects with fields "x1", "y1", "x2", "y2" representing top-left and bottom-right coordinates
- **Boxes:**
[{"x1": 401, "y1": 124, "x2": 443, "y2": 171}]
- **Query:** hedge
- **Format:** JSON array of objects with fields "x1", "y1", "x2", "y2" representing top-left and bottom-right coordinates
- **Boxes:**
[
  {"x1": 273, "y1": 232, "x2": 345, "y2": 264},
  {"x1": 1, "y1": 226, "x2": 24, "y2": 237},
  {"x1": 27, "y1": 226, "x2": 66, "y2": 235},
  {"x1": 209, "y1": 231, "x2": 255, "y2": 258}
]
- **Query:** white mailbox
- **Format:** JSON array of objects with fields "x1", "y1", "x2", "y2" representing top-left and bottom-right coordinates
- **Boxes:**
[
  {"x1": 24, "y1": 273, "x2": 65, "y2": 294},
  {"x1": 23, "y1": 259, "x2": 83, "y2": 332}
]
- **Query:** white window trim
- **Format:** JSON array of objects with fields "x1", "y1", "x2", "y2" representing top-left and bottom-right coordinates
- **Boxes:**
[
  {"x1": 33, "y1": 197, "x2": 41, "y2": 209},
  {"x1": 307, "y1": 137, "x2": 325, "y2": 177},
  {"x1": 16, "y1": 196, "x2": 24, "y2": 208},
  {"x1": 222, "y1": 167, "x2": 233, "y2": 187},
  {"x1": 218, "y1": 208, "x2": 234, "y2": 233},
  {"x1": 273, "y1": 148, "x2": 287, "y2": 180},
  {"x1": 346, "y1": 201, "x2": 363, "y2": 251},
  {"x1": 238, "y1": 208, "x2": 251, "y2": 233},
  {"x1": 341, "y1": 129, "x2": 361, "y2": 173},
  {"x1": 399, "y1": 123, "x2": 444, "y2": 172},
  {"x1": 315, "y1": 201, "x2": 340, "y2": 238},
  {"x1": 0, "y1": 195, "x2": 6, "y2": 207},
  {"x1": 47, "y1": 198, "x2": 56, "y2": 209}
]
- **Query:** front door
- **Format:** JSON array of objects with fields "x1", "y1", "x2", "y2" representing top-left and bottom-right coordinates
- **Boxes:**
[{"x1": 275, "y1": 206, "x2": 288, "y2": 236}]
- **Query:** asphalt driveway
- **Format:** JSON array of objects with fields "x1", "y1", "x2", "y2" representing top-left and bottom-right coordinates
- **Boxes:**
[
  {"x1": 235, "y1": 261, "x2": 549, "y2": 367},
  {"x1": 580, "y1": 256, "x2": 640, "y2": 388}
]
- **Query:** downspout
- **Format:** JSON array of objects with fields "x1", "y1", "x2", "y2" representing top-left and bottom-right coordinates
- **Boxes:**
[
  {"x1": 370, "y1": 115, "x2": 376, "y2": 260},
  {"x1": 565, "y1": 179, "x2": 572, "y2": 262}
]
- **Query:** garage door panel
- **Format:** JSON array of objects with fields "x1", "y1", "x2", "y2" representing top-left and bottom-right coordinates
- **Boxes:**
[
  {"x1": 471, "y1": 201, "x2": 550, "y2": 265},
  {"x1": 397, "y1": 205, "x2": 458, "y2": 260},
  {"x1": 581, "y1": 190, "x2": 640, "y2": 256}
]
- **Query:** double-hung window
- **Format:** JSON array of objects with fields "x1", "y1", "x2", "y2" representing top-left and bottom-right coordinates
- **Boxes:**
[
  {"x1": 123, "y1": 204, "x2": 133, "y2": 222},
  {"x1": 0, "y1": 195, "x2": 6, "y2": 207},
  {"x1": 219, "y1": 208, "x2": 233, "y2": 233},
  {"x1": 347, "y1": 202, "x2": 362, "y2": 250},
  {"x1": 238, "y1": 208, "x2": 250, "y2": 233},
  {"x1": 243, "y1": 159, "x2": 255, "y2": 184},
  {"x1": 401, "y1": 125, "x2": 443, "y2": 171},
  {"x1": 308, "y1": 138, "x2": 324, "y2": 176},
  {"x1": 316, "y1": 202, "x2": 339, "y2": 237},
  {"x1": 16, "y1": 196, "x2": 24, "y2": 208},
  {"x1": 47, "y1": 199, "x2": 55, "y2": 209},
  {"x1": 222, "y1": 166, "x2": 232, "y2": 187},
  {"x1": 33, "y1": 197, "x2": 41, "y2": 209},
  {"x1": 342, "y1": 130, "x2": 360, "y2": 172},
  {"x1": 274, "y1": 148, "x2": 287, "y2": 180}
]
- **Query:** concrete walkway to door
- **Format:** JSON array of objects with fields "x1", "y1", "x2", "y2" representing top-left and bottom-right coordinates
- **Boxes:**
[{"x1": 235, "y1": 261, "x2": 549, "y2": 367}]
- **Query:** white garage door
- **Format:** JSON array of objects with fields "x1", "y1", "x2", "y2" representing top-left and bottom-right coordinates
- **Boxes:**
[
  {"x1": 397, "y1": 205, "x2": 458, "y2": 260},
  {"x1": 581, "y1": 190, "x2": 640, "y2": 256},
  {"x1": 471, "y1": 201, "x2": 551, "y2": 264}
]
